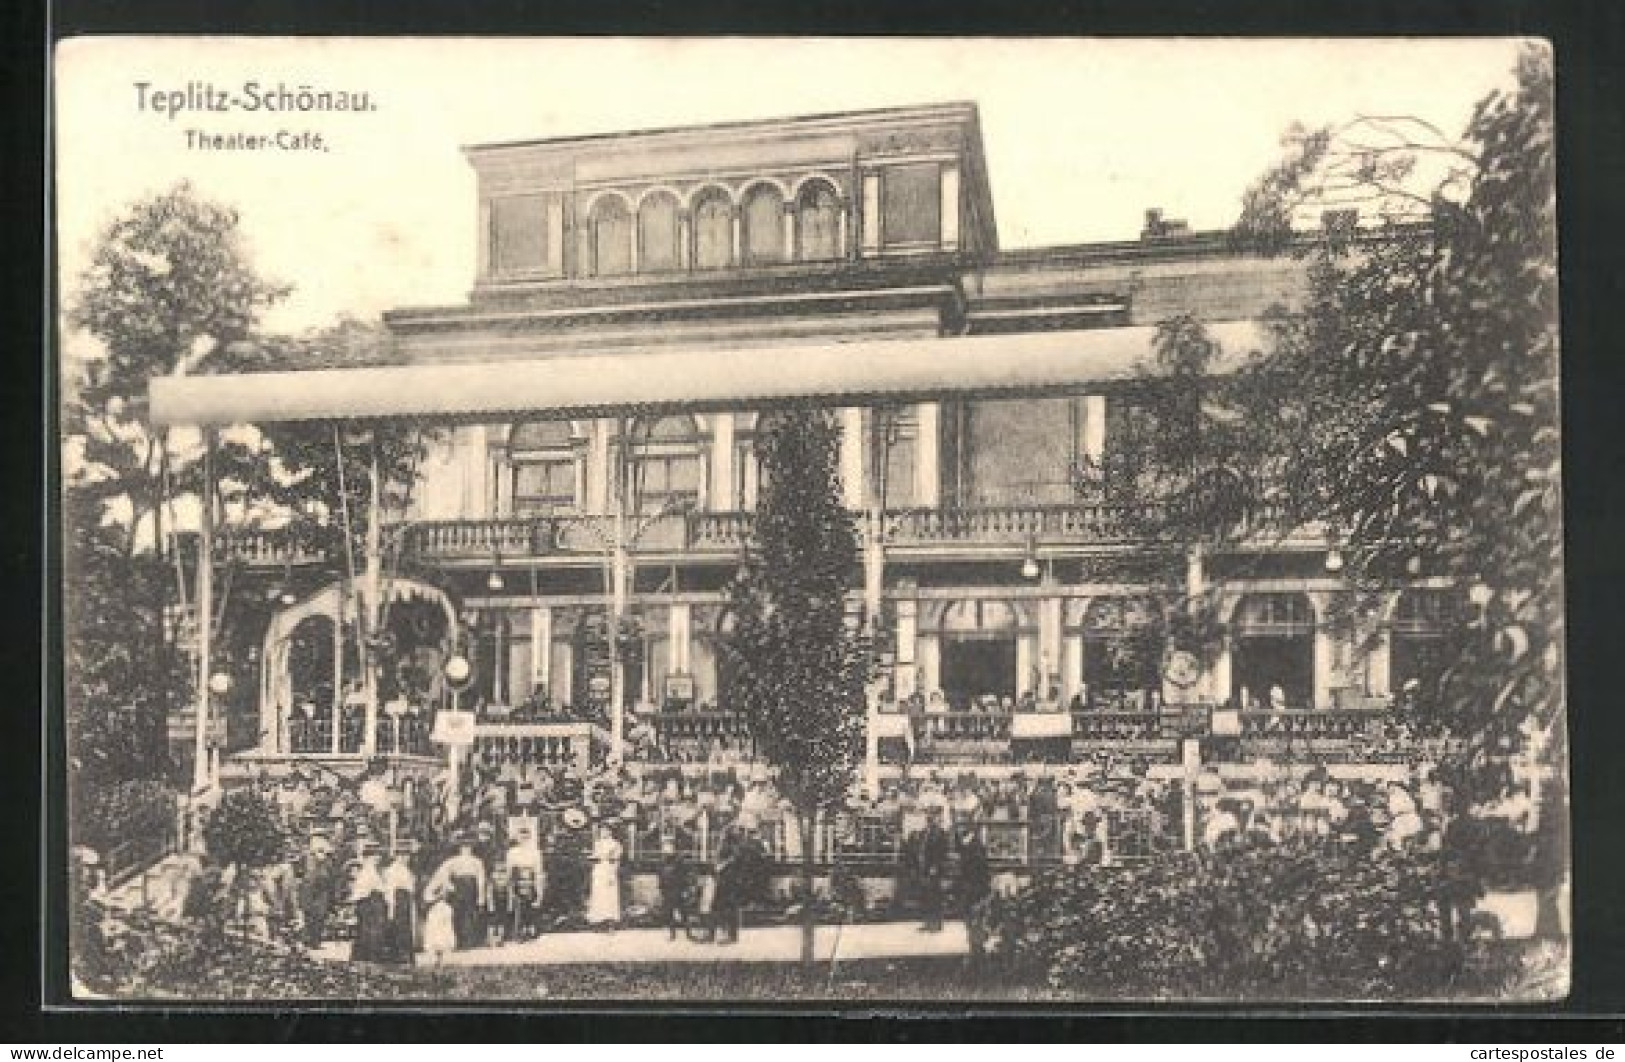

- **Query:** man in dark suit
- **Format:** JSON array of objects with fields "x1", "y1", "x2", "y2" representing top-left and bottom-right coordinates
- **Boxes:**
[
  {"x1": 916, "y1": 806, "x2": 951, "y2": 932},
  {"x1": 956, "y1": 827, "x2": 994, "y2": 966}
]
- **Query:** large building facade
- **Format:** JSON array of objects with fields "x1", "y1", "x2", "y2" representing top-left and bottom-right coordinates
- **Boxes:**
[{"x1": 203, "y1": 103, "x2": 1457, "y2": 772}]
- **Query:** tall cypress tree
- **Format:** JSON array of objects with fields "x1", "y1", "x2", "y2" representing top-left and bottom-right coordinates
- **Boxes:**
[{"x1": 721, "y1": 404, "x2": 868, "y2": 968}]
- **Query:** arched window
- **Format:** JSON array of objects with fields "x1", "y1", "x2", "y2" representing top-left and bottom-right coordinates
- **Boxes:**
[
  {"x1": 740, "y1": 184, "x2": 785, "y2": 265},
  {"x1": 692, "y1": 191, "x2": 733, "y2": 270},
  {"x1": 590, "y1": 196, "x2": 633, "y2": 276},
  {"x1": 797, "y1": 180, "x2": 842, "y2": 261},
  {"x1": 637, "y1": 192, "x2": 680, "y2": 273},
  {"x1": 1232, "y1": 593, "x2": 1316, "y2": 709},
  {"x1": 627, "y1": 415, "x2": 704, "y2": 511},
  {"x1": 1390, "y1": 588, "x2": 1461, "y2": 701},
  {"x1": 509, "y1": 419, "x2": 578, "y2": 515},
  {"x1": 937, "y1": 599, "x2": 1023, "y2": 709},
  {"x1": 1081, "y1": 597, "x2": 1162, "y2": 710}
]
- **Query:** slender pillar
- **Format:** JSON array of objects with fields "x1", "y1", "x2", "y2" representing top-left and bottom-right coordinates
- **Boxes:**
[
  {"x1": 914, "y1": 402, "x2": 940, "y2": 507},
  {"x1": 783, "y1": 202, "x2": 796, "y2": 259},
  {"x1": 840, "y1": 408, "x2": 866, "y2": 509},
  {"x1": 1368, "y1": 625, "x2": 1392, "y2": 699},
  {"x1": 940, "y1": 164, "x2": 960, "y2": 250},
  {"x1": 192, "y1": 429, "x2": 216, "y2": 793},
  {"x1": 331, "y1": 598, "x2": 343, "y2": 755},
  {"x1": 709, "y1": 413, "x2": 735, "y2": 512},
  {"x1": 1039, "y1": 593, "x2": 1064, "y2": 702},
  {"x1": 1082, "y1": 396, "x2": 1107, "y2": 462},
  {"x1": 670, "y1": 603, "x2": 692, "y2": 675},
  {"x1": 1016, "y1": 636, "x2": 1035, "y2": 698},
  {"x1": 861, "y1": 172, "x2": 882, "y2": 254},
  {"x1": 530, "y1": 605, "x2": 550, "y2": 698},
  {"x1": 586, "y1": 419, "x2": 612, "y2": 513},
  {"x1": 917, "y1": 634, "x2": 941, "y2": 698},
  {"x1": 677, "y1": 211, "x2": 692, "y2": 271},
  {"x1": 1063, "y1": 634, "x2": 1084, "y2": 706},
  {"x1": 1310, "y1": 591, "x2": 1337, "y2": 710},
  {"x1": 895, "y1": 599, "x2": 918, "y2": 700}
]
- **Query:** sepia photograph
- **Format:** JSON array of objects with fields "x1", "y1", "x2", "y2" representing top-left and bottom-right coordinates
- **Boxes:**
[{"x1": 52, "y1": 37, "x2": 1566, "y2": 1006}]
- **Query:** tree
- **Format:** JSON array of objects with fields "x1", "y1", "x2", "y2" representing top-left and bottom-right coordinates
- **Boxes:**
[
  {"x1": 64, "y1": 183, "x2": 289, "y2": 784},
  {"x1": 67, "y1": 182, "x2": 290, "y2": 552},
  {"x1": 1231, "y1": 46, "x2": 1560, "y2": 806},
  {"x1": 63, "y1": 485, "x2": 186, "y2": 787},
  {"x1": 200, "y1": 787, "x2": 286, "y2": 938},
  {"x1": 720, "y1": 404, "x2": 869, "y2": 968}
]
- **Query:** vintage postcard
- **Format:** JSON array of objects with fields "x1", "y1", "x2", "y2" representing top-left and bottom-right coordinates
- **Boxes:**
[{"x1": 53, "y1": 37, "x2": 1566, "y2": 1005}]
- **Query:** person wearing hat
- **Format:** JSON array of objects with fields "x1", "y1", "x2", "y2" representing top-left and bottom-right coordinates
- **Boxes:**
[
  {"x1": 425, "y1": 834, "x2": 488, "y2": 950},
  {"x1": 656, "y1": 836, "x2": 692, "y2": 941},
  {"x1": 955, "y1": 825, "x2": 993, "y2": 965},
  {"x1": 380, "y1": 841, "x2": 419, "y2": 964},
  {"x1": 349, "y1": 841, "x2": 389, "y2": 963},
  {"x1": 584, "y1": 822, "x2": 625, "y2": 928},
  {"x1": 916, "y1": 804, "x2": 951, "y2": 932},
  {"x1": 295, "y1": 828, "x2": 342, "y2": 950},
  {"x1": 505, "y1": 821, "x2": 546, "y2": 941}
]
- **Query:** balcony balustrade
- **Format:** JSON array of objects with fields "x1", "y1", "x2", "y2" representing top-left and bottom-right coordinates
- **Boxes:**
[
  {"x1": 1238, "y1": 708, "x2": 1382, "y2": 741},
  {"x1": 214, "y1": 528, "x2": 328, "y2": 566},
  {"x1": 405, "y1": 517, "x2": 546, "y2": 560},
  {"x1": 397, "y1": 503, "x2": 1173, "y2": 566},
  {"x1": 887, "y1": 503, "x2": 1166, "y2": 546}
]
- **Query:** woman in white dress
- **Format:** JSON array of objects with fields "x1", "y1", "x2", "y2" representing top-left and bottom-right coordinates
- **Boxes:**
[{"x1": 585, "y1": 823, "x2": 624, "y2": 926}]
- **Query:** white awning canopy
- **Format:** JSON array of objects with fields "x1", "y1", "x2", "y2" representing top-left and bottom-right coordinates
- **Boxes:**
[{"x1": 149, "y1": 322, "x2": 1264, "y2": 428}]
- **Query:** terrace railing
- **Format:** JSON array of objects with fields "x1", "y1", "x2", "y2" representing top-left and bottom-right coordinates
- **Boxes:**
[{"x1": 405, "y1": 517, "x2": 547, "y2": 560}]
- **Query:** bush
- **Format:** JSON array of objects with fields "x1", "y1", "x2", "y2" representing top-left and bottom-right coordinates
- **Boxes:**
[
  {"x1": 987, "y1": 836, "x2": 1475, "y2": 1000},
  {"x1": 75, "y1": 778, "x2": 176, "y2": 854},
  {"x1": 202, "y1": 788, "x2": 285, "y2": 871}
]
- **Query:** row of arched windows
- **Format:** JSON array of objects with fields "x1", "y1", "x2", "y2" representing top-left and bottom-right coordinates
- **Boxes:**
[{"x1": 586, "y1": 180, "x2": 844, "y2": 277}]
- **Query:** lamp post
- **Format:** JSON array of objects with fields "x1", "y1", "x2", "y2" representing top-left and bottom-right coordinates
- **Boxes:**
[
  {"x1": 442, "y1": 652, "x2": 472, "y2": 807},
  {"x1": 192, "y1": 428, "x2": 218, "y2": 797},
  {"x1": 206, "y1": 670, "x2": 232, "y2": 786}
]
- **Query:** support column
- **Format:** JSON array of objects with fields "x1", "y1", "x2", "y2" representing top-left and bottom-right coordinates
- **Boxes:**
[
  {"x1": 1082, "y1": 395, "x2": 1107, "y2": 462},
  {"x1": 1310, "y1": 591, "x2": 1337, "y2": 710},
  {"x1": 1039, "y1": 592, "x2": 1064, "y2": 703},
  {"x1": 1368, "y1": 624, "x2": 1392, "y2": 699},
  {"x1": 709, "y1": 413, "x2": 735, "y2": 512},
  {"x1": 1063, "y1": 634, "x2": 1084, "y2": 707},
  {"x1": 677, "y1": 211, "x2": 692, "y2": 271},
  {"x1": 586, "y1": 419, "x2": 612, "y2": 513},
  {"x1": 917, "y1": 634, "x2": 941, "y2": 697},
  {"x1": 730, "y1": 208, "x2": 742, "y2": 265},
  {"x1": 783, "y1": 201, "x2": 796, "y2": 260},
  {"x1": 840, "y1": 407, "x2": 866, "y2": 510},
  {"x1": 461, "y1": 425, "x2": 491, "y2": 518},
  {"x1": 914, "y1": 402, "x2": 940, "y2": 508},
  {"x1": 530, "y1": 605, "x2": 550, "y2": 699},
  {"x1": 837, "y1": 198, "x2": 850, "y2": 258},
  {"x1": 192, "y1": 428, "x2": 216, "y2": 793},
  {"x1": 670, "y1": 602, "x2": 692, "y2": 675},
  {"x1": 861, "y1": 172, "x2": 881, "y2": 255},
  {"x1": 940, "y1": 163, "x2": 960, "y2": 250},
  {"x1": 545, "y1": 199, "x2": 565, "y2": 275},
  {"x1": 895, "y1": 598, "x2": 918, "y2": 700},
  {"x1": 1016, "y1": 635, "x2": 1036, "y2": 698}
]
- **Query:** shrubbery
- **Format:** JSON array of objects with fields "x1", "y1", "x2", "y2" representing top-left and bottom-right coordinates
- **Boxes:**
[
  {"x1": 202, "y1": 787, "x2": 285, "y2": 871},
  {"x1": 986, "y1": 835, "x2": 1495, "y2": 1000},
  {"x1": 75, "y1": 778, "x2": 176, "y2": 854}
]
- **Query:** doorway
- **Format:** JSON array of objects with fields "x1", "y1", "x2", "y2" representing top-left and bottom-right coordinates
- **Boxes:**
[{"x1": 940, "y1": 637, "x2": 1017, "y2": 708}]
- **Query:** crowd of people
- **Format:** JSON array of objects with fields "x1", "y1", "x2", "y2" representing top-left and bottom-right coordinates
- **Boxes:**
[{"x1": 163, "y1": 725, "x2": 1464, "y2": 969}]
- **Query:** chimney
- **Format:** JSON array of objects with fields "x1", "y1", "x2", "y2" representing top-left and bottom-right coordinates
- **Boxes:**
[{"x1": 1142, "y1": 208, "x2": 1190, "y2": 240}]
